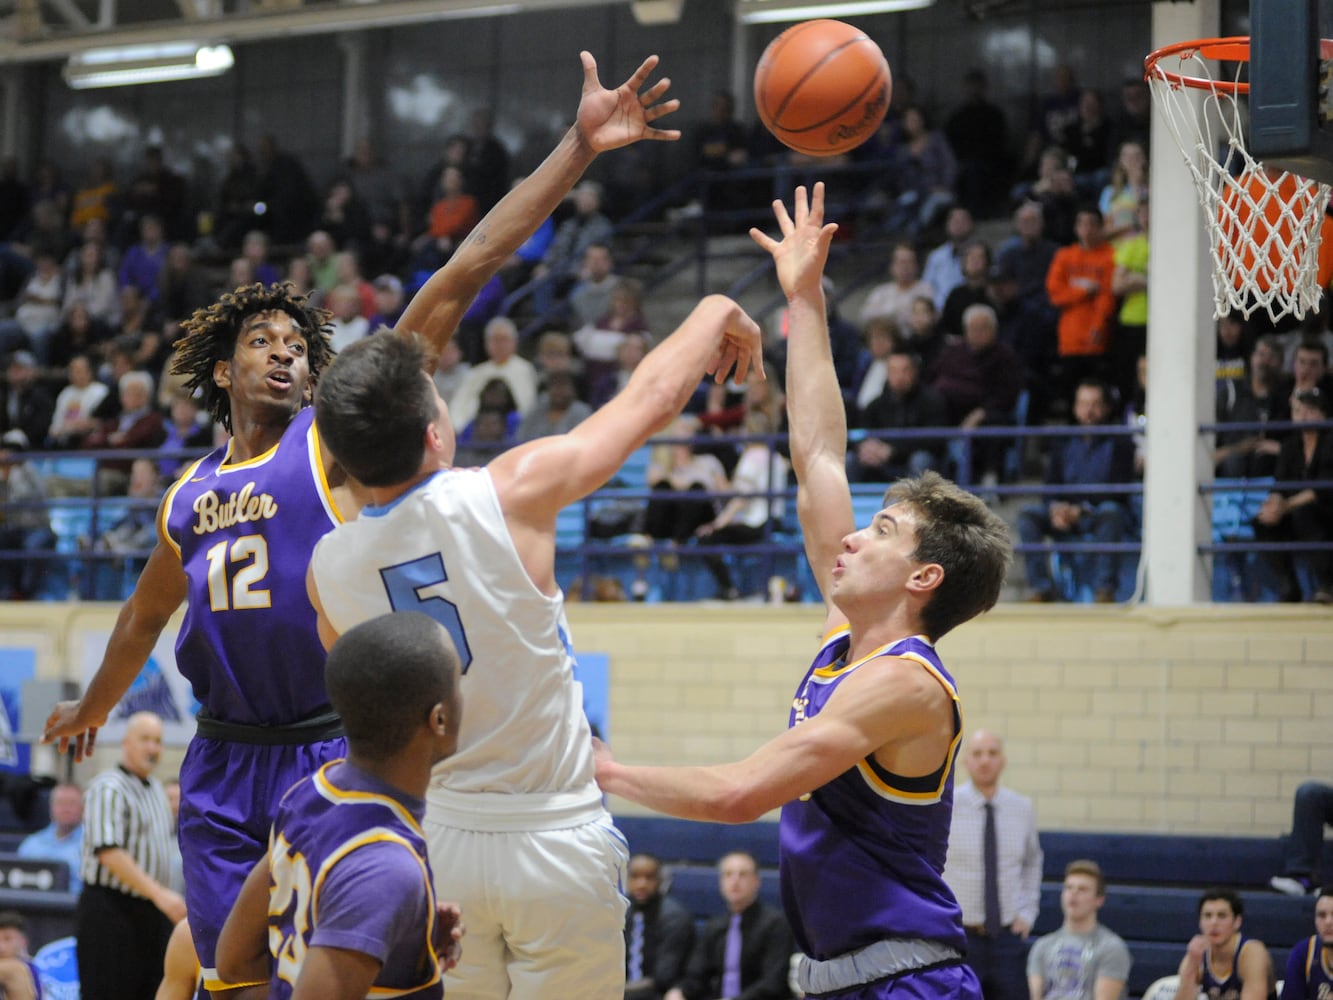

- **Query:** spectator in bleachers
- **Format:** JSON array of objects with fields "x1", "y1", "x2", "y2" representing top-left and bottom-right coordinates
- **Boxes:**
[
  {"x1": 570, "y1": 243, "x2": 623, "y2": 330},
  {"x1": 345, "y1": 138, "x2": 410, "y2": 246},
  {"x1": 1215, "y1": 335, "x2": 1287, "y2": 479},
  {"x1": 0, "y1": 428, "x2": 55, "y2": 600},
  {"x1": 641, "y1": 417, "x2": 728, "y2": 546},
  {"x1": 413, "y1": 165, "x2": 479, "y2": 273},
  {"x1": 1110, "y1": 195, "x2": 1150, "y2": 406},
  {"x1": 1046, "y1": 206, "x2": 1117, "y2": 409},
  {"x1": 929, "y1": 302, "x2": 1025, "y2": 482},
  {"x1": 996, "y1": 201, "x2": 1060, "y2": 316},
  {"x1": 89, "y1": 458, "x2": 163, "y2": 599},
  {"x1": 922, "y1": 206, "x2": 976, "y2": 310},
  {"x1": 117, "y1": 215, "x2": 167, "y2": 305},
  {"x1": 1, "y1": 350, "x2": 55, "y2": 450},
  {"x1": 945, "y1": 71, "x2": 1011, "y2": 218},
  {"x1": 1280, "y1": 884, "x2": 1333, "y2": 998},
  {"x1": 1124, "y1": 354, "x2": 1147, "y2": 478},
  {"x1": 939, "y1": 240, "x2": 994, "y2": 339},
  {"x1": 240, "y1": 230, "x2": 281, "y2": 287},
  {"x1": 157, "y1": 391, "x2": 212, "y2": 478},
  {"x1": 1023, "y1": 151, "x2": 1079, "y2": 246},
  {"x1": 1099, "y1": 141, "x2": 1148, "y2": 243},
  {"x1": 944, "y1": 729, "x2": 1042, "y2": 1000},
  {"x1": 305, "y1": 230, "x2": 339, "y2": 293},
  {"x1": 119, "y1": 146, "x2": 186, "y2": 243},
  {"x1": 848, "y1": 348, "x2": 948, "y2": 483},
  {"x1": 253, "y1": 132, "x2": 319, "y2": 245},
  {"x1": 591, "y1": 330, "x2": 650, "y2": 409},
  {"x1": 860, "y1": 243, "x2": 934, "y2": 333},
  {"x1": 694, "y1": 410, "x2": 788, "y2": 600},
  {"x1": 1025, "y1": 65, "x2": 1082, "y2": 175},
  {"x1": 431, "y1": 338, "x2": 471, "y2": 411},
  {"x1": 111, "y1": 283, "x2": 165, "y2": 379},
  {"x1": 0, "y1": 248, "x2": 63, "y2": 362},
  {"x1": 900, "y1": 295, "x2": 948, "y2": 379},
  {"x1": 46, "y1": 303, "x2": 113, "y2": 382},
  {"x1": 465, "y1": 108, "x2": 512, "y2": 214},
  {"x1": 449, "y1": 316, "x2": 537, "y2": 428},
  {"x1": 1026, "y1": 859, "x2": 1131, "y2": 1000},
  {"x1": 156, "y1": 244, "x2": 212, "y2": 324},
  {"x1": 331, "y1": 251, "x2": 375, "y2": 319},
  {"x1": 317, "y1": 177, "x2": 374, "y2": 253},
  {"x1": 577, "y1": 275, "x2": 648, "y2": 389},
  {"x1": 48, "y1": 353, "x2": 109, "y2": 449},
  {"x1": 0, "y1": 910, "x2": 42, "y2": 1000},
  {"x1": 1017, "y1": 378, "x2": 1136, "y2": 603},
  {"x1": 325, "y1": 284, "x2": 370, "y2": 353},
  {"x1": 1216, "y1": 312, "x2": 1254, "y2": 390},
  {"x1": 1109, "y1": 79, "x2": 1152, "y2": 154},
  {"x1": 1283, "y1": 337, "x2": 1333, "y2": 401},
  {"x1": 696, "y1": 91, "x2": 750, "y2": 173},
  {"x1": 988, "y1": 259, "x2": 1055, "y2": 427},
  {"x1": 1252, "y1": 386, "x2": 1333, "y2": 603},
  {"x1": 668, "y1": 849, "x2": 794, "y2": 1000},
  {"x1": 83, "y1": 370, "x2": 167, "y2": 495},
  {"x1": 368, "y1": 273, "x2": 406, "y2": 330},
  {"x1": 625, "y1": 852, "x2": 696, "y2": 1000},
  {"x1": 1271, "y1": 782, "x2": 1333, "y2": 897},
  {"x1": 452, "y1": 405, "x2": 512, "y2": 468},
  {"x1": 17, "y1": 781, "x2": 84, "y2": 894},
  {"x1": 517, "y1": 371, "x2": 591, "y2": 442},
  {"x1": 885, "y1": 107, "x2": 958, "y2": 237},
  {"x1": 63, "y1": 240, "x2": 120, "y2": 327},
  {"x1": 535, "y1": 180, "x2": 614, "y2": 288},
  {"x1": 1060, "y1": 89, "x2": 1113, "y2": 185},
  {"x1": 533, "y1": 329, "x2": 588, "y2": 399},
  {"x1": 1177, "y1": 889, "x2": 1275, "y2": 1000},
  {"x1": 213, "y1": 144, "x2": 259, "y2": 251},
  {"x1": 415, "y1": 133, "x2": 471, "y2": 226}
]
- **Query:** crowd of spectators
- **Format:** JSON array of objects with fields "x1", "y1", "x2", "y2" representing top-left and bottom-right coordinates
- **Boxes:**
[{"x1": 0, "y1": 60, "x2": 1331, "y2": 604}]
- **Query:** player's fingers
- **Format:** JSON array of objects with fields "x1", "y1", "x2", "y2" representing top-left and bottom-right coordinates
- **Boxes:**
[
  {"x1": 86, "y1": 727, "x2": 98, "y2": 757},
  {"x1": 749, "y1": 227, "x2": 779, "y2": 253},
  {"x1": 771, "y1": 198, "x2": 793, "y2": 234},
  {"x1": 579, "y1": 50, "x2": 600, "y2": 91},
  {"x1": 820, "y1": 222, "x2": 840, "y2": 245},
  {"x1": 793, "y1": 185, "x2": 808, "y2": 225},
  {"x1": 811, "y1": 180, "x2": 826, "y2": 216},
  {"x1": 624, "y1": 53, "x2": 660, "y2": 92},
  {"x1": 640, "y1": 77, "x2": 671, "y2": 105},
  {"x1": 644, "y1": 98, "x2": 680, "y2": 122},
  {"x1": 644, "y1": 127, "x2": 682, "y2": 141}
]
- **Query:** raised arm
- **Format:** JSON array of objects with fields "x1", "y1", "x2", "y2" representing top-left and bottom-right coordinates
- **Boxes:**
[
  {"x1": 42, "y1": 504, "x2": 187, "y2": 760},
  {"x1": 750, "y1": 184, "x2": 850, "y2": 619},
  {"x1": 394, "y1": 50, "x2": 680, "y2": 364},
  {"x1": 488, "y1": 294, "x2": 761, "y2": 590}
]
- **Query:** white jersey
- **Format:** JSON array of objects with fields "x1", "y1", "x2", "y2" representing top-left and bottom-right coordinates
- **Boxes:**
[{"x1": 310, "y1": 467, "x2": 600, "y2": 826}]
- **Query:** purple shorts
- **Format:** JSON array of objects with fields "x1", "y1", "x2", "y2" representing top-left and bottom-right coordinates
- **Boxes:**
[{"x1": 178, "y1": 733, "x2": 346, "y2": 987}]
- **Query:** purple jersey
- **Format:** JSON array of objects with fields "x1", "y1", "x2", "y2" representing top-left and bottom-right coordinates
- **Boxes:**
[
  {"x1": 161, "y1": 407, "x2": 342, "y2": 724},
  {"x1": 1283, "y1": 937, "x2": 1333, "y2": 1000},
  {"x1": 780, "y1": 627, "x2": 966, "y2": 961},
  {"x1": 1203, "y1": 935, "x2": 1270, "y2": 1000},
  {"x1": 268, "y1": 761, "x2": 441, "y2": 1000}
]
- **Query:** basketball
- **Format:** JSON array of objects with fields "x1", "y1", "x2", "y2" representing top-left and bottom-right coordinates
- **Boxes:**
[{"x1": 753, "y1": 19, "x2": 891, "y2": 157}]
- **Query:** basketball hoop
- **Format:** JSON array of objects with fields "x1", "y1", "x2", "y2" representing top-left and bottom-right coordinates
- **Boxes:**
[{"x1": 1145, "y1": 37, "x2": 1333, "y2": 322}]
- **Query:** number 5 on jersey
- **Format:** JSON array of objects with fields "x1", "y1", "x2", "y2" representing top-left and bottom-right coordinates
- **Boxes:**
[{"x1": 380, "y1": 554, "x2": 475, "y2": 673}]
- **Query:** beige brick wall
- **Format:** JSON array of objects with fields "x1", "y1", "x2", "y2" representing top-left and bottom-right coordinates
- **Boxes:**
[{"x1": 6, "y1": 601, "x2": 1330, "y2": 836}]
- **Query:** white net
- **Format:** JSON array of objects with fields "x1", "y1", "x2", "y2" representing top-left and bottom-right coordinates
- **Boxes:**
[{"x1": 1147, "y1": 41, "x2": 1332, "y2": 323}]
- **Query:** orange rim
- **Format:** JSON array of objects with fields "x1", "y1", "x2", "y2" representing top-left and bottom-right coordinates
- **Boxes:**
[{"x1": 1145, "y1": 35, "x2": 1333, "y2": 94}]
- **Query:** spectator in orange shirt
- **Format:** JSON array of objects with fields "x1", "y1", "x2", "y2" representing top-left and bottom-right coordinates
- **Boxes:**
[{"x1": 1046, "y1": 206, "x2": 1117, "y2": 411}]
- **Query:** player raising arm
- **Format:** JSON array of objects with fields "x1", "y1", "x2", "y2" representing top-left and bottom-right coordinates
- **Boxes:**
[
  {"x1": 44, "y1": 49, "x2": 679, "y2": 999},
  {"x1": 594, "y1": 183, "x2": 1011, "y2": 1000}
]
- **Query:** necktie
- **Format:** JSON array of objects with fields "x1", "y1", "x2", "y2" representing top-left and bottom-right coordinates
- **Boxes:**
[
  {"x1": 627, "y1": 909, "x2": 645, "y2": 981},
  {"x1": 722, "y1": 912, "x2": 743, "y2": 998},
  {"x1": 984, "y1": 800, "x2": 1002, "y2": 936}
]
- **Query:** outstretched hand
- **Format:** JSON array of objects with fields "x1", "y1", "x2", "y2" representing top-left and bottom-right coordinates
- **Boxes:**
[
  {"x1": 750, "y1": 183, "x2": 838, "y2": 301},
  {"x1": 576, "y1": 51, "x2": 681, "y2": 152},
  {"x1": 43, "y1": 700, "x2": 100, "y2": 762}
]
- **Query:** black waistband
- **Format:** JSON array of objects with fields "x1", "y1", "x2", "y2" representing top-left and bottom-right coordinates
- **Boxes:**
[{"x1": 194, "y1": 709, "x2": 344, "y2": 745}]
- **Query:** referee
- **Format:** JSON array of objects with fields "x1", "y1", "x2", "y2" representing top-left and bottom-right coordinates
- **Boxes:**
[{"x1": 77, "y1": 711, "x2": 185, "y2": 1000}]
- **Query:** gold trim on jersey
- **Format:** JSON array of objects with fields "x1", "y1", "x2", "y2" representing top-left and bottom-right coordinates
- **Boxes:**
[
  {"x1": 214, "y1": 435, "x2": 282, "y2": 473},
  {"x1": 308, "y1": 420, "x2": 346, "y2": 524},
  {"x1": 811, "y1": 634, "x2": 935, "y2": 680},
  {"x1": 159, "y1": 454, "x2": 210, "y2": 560},
  {"x1": 312, "y1": 763, "x2": 425, "y2": 836}
]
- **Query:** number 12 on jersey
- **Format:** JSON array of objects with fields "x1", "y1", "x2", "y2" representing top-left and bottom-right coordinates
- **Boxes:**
[{"x1": 379, "y1": 554, "x2": 475, "y2": 673}]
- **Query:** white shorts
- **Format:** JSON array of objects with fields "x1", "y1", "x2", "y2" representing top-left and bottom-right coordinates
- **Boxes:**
[{"x1": 426, "y1": 811, "x2": 630, "y2": 1000}]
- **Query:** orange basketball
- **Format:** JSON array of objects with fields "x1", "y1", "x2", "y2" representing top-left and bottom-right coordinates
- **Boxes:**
[{"x1": 754, "y1": 19, "x2": 891, "y2": 158}]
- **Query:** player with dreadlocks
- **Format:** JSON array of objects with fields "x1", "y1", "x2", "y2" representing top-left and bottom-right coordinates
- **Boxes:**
[{"x1": 45, "y1": 49, "x2": 680, "y2": 999}]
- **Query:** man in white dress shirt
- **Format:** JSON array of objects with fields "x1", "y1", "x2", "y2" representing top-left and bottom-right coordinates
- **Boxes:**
[{"x1": 944, "y1": 729, "x2": 1044, "y2": 1000}]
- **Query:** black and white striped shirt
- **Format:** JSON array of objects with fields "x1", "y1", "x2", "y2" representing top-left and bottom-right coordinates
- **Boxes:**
[{"x1": 81, "y1": 764, "x2": 175, "y2": 896}]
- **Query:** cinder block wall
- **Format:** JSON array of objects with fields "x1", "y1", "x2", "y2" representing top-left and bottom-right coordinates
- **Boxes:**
[{"x1": 8, "y1": 602, "x2": 1329, "y2": 836}]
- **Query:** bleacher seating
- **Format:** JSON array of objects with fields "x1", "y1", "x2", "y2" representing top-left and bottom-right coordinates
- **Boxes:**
[{"x1": 612, "y1": 816, "x2": 1322, "y2": 998}]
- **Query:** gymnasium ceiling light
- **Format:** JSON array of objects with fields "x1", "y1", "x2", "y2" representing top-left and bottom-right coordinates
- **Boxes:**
[
  {"x1": 736, "y1": 0, "x2": 935, "y2": 24},
  {"x1": 62, "y1": 42, "x2": 234, "y2": 88}
]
